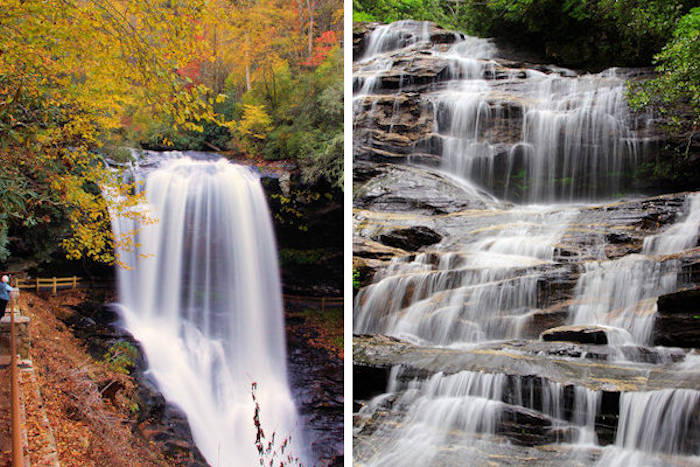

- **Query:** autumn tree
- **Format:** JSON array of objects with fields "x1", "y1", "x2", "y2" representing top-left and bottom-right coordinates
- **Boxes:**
[
  {"x1": 0, "y1": 0, "x2": 343, "y2": 269},
  {"x1": 0, "y1": 0, "x2": 224, "y2": 267}
]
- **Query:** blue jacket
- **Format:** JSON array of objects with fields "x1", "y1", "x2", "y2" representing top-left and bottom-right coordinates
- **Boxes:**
[{"x1": 0, "y1": 282, "x2": 16, "y2": 301}]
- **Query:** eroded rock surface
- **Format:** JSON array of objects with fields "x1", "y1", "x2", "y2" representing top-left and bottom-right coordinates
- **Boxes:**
[
  {"x1": 541, "y1": 325, "x2": 610, "y2": 345},
  {"x1": 654, "y1": 288, "x2": 700, "y2": 348}
]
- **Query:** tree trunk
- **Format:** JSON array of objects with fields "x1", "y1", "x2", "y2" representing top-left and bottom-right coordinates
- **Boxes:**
[{"x1": 306, "y1": 0, "x2": 314, "y2": 57}]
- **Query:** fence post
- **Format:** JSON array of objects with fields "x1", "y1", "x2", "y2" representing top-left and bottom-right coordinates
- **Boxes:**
[
  {"x1": 73, "y1": 276, "x2": 77, "y2": 289},
  {"x1": 52, "y1": 277, "x2": 57, "y2": 295},
  {"x1": 35, "y1": 277, "x2": 39, "y2": 293}
]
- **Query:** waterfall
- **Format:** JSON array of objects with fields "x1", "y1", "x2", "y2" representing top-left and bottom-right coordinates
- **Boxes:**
[
  {"x1": 356, "y1": 368, "x2": 605, "y2": 465},
  {"x1": 354, "y1": 20, "x2": 699, "y2": 467},
  {"x1": 362, "y1": 20, "x2": 440, "y2": 59},
  {"x1": 354, "y1": 206, "x2": 576, "y2": 344},
  {"x1": 110, "y1": 156, "x2": 305, "y2": 466},
  {"x1": 571, "y1": 193, "x2": 700, "y2": 346},
  {"x1": 355, "y1": 21, "x2": 642, "y2": 203},
  {"x1": 435, "y1": 54, "x2": 639, "y2": 202},
  {"x1": 597, "y1": 389, "x2": 700, "y2": 466},
  {"x1": 356, "y1": 369, "x2": 506, "y2": 466}
]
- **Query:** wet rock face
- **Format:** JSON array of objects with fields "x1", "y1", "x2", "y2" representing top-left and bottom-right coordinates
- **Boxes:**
[
  {"x1": 497, "y1": 405, "x2": 565, "y2": 446},
  {"x1": 62, "y1": 298, "x2": 208, "y2": 466},
  {"x1": 354, "y1": 161, "x2": 494, "y2": 215},
  {"x1": 653, "y1": 288, "x2": 700, "y2": 348},
  {"x1": 353, "y1": 22, "x2": 381, "y2": 58},
  {"x1": 374, "y1": 226, "x2": 443, "y2": 251},
  {"x1": 353, "y1": 93, "x2": 435, "y2": 162},
  {"x1": 541, "y1": 325, "x2": 610, "y2": 345},
  {"x1": 285, "y1": 304, "x2": 344, "y2": 466},
  {"x1": 516, "y1": 307, "x2": 570, "y2": 339},
  {"x1": 353, "y1": 335, "x2": 700, "y2": 393},
  {"x1": 261, "y1": 175, "x2": 343, "y2": 296}
]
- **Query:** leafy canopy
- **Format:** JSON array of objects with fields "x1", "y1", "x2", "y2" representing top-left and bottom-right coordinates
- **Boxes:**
[{"x1": 0, "y1": 0, "x2": 343, "y2": 268}]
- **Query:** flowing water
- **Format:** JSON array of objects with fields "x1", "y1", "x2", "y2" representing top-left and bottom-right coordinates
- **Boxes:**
[
  {"x1": 355, "y1": 21, "x2": 646, "y2": 202},
  {"x1": 109, "y1": 154, "x2": 306, "y2": 466},
  {"x1": 354, "y1": 20, "x2": 700, "y2": 466}
]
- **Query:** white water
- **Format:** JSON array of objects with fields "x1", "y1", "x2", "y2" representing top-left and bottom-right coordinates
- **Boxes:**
[
  {"x1": 354, "y1": 19, "x2": 700, "y2": 467},
  {"x1": 355, "y1": 21, "x2": 644, "y2": 202},
  {"x1": 356, "y1": 368, "x2": 606, "y2": 465},
  {"x1": 571, "y1": 193, "x2": 700, "y2": 346},
  {"x1": 597, "y1": 389, "x2": 700, "y2": 466},
  {"x1": 356, "y1": 370, "x2": 506, "y2": 466},
  {"x1": 354, "y1": 206, "x2": 576, "y2": 345},
  {"x1": 110, "y1": 156, "x2": 305, "y2": 466}
]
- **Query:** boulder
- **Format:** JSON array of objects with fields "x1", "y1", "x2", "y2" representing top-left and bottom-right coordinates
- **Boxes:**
[
  {"x1": 354, "y1": 162, "x2": 494, "y2": 215},
  {"x1": 517, "y1": 306, "x2": 570, "y2": 339},
  {"x1": 653, "y1": 288, "x2": 700, "y2": 348},
  {"x1": 541, "y1": 325, "x2": 609, "y2": 345},
  {"x1": 374, "y1": 226, "x2": 442, "y2": 251}
]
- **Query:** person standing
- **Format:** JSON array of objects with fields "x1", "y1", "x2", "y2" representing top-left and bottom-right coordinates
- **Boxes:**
[{"x1": 0, "y1": 275, "x2": 18, "y2": 314}]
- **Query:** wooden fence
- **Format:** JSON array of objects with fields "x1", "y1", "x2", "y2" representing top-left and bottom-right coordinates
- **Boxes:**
[
  {"x1": 14, "y1": 276, "x2": 81, "y2": 295},
  {"x1": 10, "y1": 275, "x2": 343, "y2": 308},
  {"x1": 283, "y1": 294, "x2": 343, "y2": 312}
]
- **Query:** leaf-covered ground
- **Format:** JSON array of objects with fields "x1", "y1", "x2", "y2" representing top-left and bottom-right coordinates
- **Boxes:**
[
  {"x1": 21, "y1": 365, "x2": 59, "y2": 465},
  {"x1": 19, "y1": 291, "x2": 168, "y2": 467},
  {"x1": 0, "y1": 365, "x2": 10, "y2": 467},
  {"x1": 287, "y1": 305, "x2": 344, "y2": 360}
]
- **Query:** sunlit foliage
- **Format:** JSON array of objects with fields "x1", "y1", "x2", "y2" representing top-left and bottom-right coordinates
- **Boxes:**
[{"x1": 0, "y1": 0, "x2": 343, "y2": 267}]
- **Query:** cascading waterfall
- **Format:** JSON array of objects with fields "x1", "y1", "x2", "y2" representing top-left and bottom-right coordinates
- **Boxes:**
[
  {"x1": 362, "y1": 20, "x2": 438, "y2": 59},
  {"x1": 354, "y1": 206, "x2": 576, "y2": 344},
  {"x1": 355, "y1": 20, "x2": 644, "y2": 202},
  {"x1": 356, "y1": 369, "x2": 507, "y2": 466},
  {"x1": 597, "y1": 389, "x2": 700, "y2": 466},
  {"x1": 354, "y1": 20, "x2": 700, "y2": 467},
  {"x1": 571, "y1": 193, "x2": 700, "y2": 347},
  {"x1": 356, "y1": 367, "x2": 603, "y2": 465},
  {"x1": 110, "y1": 156, "x2": 306, "y2": 466}
]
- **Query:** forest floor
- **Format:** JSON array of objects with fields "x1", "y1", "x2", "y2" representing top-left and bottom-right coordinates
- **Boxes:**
[
  {"x1": 287, "y1": 305, "x2": 344, "y2": 360},
  {"x1": 15, "y1": 291, "x2": 168, "y2": 467}
]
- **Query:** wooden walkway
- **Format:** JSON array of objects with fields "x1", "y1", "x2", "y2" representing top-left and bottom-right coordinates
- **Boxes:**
[{"x1": 2, "y1": 292, "x2": 60, "y2": 467}]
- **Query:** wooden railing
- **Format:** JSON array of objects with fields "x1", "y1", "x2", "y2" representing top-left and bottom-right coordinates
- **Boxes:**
[
  {"x1": 283, "y1": 294, "x2": 343, "y2": 312},
  {"x1": 14, "y1": 276, "x2": 81, "y2": 295},
  {"x1": 10, "y1": 275, "x2": 343, "y2": 310},
  {"x1": 9, "y1": 295, "x2": 24, "y2": 466}
]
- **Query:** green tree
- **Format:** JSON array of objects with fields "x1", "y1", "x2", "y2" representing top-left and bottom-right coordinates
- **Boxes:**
[{"x1": 628, "y1": 7, "x2": 699, "y2": 146}]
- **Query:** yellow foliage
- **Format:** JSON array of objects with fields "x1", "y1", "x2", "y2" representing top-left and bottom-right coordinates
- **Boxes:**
[
  {"x1": 237, "y1": 104, "x2": 273, "y2": 141},
  {"x1": 0, "y1": 0, "x2": 219, "y2": 265}
]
